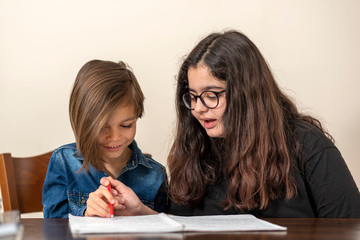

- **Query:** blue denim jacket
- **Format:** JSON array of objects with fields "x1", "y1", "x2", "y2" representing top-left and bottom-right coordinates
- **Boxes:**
[{"x1": 42, "y1": 140, "x2": 167, "y2": 218}]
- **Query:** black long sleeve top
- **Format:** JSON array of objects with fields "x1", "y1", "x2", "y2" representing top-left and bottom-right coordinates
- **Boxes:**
[{"x1": 168, "y1": 120, "x2": 360, "y2": 218}]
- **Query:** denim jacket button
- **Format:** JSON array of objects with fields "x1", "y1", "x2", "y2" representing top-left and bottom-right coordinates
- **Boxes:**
[{"x1": 80, "y1": 198, "x2": 86, "y2": 204}]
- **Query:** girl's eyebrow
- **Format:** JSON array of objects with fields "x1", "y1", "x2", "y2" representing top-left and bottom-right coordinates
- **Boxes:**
[
  {"x1": 106, "y1": 117, "x2": 136, "y2": 125},
  {"x1": 121, "y1": 117, "x2": 137, "y2": 122},
  {"x1": 189, "y1": 85, "x2": 225, "y2": 93}
]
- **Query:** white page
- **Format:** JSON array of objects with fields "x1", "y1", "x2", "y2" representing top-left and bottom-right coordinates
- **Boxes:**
[
  {"x1": 69, "y1": 213, "x2": 286, "y2": 235},
  {"x1": 169, "y1": 214, "x2": 286, "y2": 232},
  {"x1": 69, "y1": 213, "x2": 183, "y2": 234}
]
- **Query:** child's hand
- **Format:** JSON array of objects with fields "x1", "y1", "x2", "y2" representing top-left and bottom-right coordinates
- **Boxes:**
[
  {"x1": 84, "y1": 183, "x2": 122, "y2": 217},
  {"x1": 100, "y1": 176, "x2": 158, "y2": 216}
]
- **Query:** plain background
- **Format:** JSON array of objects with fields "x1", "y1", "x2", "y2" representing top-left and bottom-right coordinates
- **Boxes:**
[{"x1": 1, "y1": 0, "x2": 359, "y2": 199}]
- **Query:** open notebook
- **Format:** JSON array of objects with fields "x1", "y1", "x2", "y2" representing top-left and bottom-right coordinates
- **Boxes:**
[{"x1": 69, "y1": 213, "x2": 286, "y2": 234}]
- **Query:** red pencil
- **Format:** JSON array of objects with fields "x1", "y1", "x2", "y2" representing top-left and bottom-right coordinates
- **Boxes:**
[{"x1": 107, "y1": 184, "x2": 114, "y2": 218}]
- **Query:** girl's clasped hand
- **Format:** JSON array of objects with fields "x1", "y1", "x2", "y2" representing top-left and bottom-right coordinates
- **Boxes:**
[{"x1": 85, "y1": 176, "x2": 157, "y2": 217}]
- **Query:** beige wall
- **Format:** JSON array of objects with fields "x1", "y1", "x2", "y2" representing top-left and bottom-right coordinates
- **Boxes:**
[{"x1": 1, "y1": 0, "x2": 359, "y2": 189}]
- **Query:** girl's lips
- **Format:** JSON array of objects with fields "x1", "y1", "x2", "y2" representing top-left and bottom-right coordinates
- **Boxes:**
[
  {"x1": 203, "y1": 119, "x2": 217, "y2": 129},
  {"x1": 104, "y1": 144, "x2": 122, "y2": 152}
]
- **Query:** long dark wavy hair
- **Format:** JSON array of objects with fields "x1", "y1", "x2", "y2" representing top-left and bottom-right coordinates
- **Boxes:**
[{"x1": 168, "y1": 30, "x2": 331, "y2": 210}]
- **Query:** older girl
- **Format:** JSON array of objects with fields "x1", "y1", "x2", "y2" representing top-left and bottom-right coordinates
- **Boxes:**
[{"x1": 167, "y1": 30, "x2": 360, "y2": 218}]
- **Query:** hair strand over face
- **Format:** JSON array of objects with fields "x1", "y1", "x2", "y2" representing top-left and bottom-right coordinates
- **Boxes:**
[{"x1": 69, "y1": 60, "x2": 144, "y2": 172}]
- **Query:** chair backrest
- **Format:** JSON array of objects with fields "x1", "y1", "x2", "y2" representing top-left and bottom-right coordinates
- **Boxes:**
[{"x1": 0, "y1": 152, "x2": 52, "y2": 213}]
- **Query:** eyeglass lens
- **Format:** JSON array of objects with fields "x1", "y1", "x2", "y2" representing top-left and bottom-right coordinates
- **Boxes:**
[{"x1": 182, "y1": 91, "x2": 220, "y2": 109}]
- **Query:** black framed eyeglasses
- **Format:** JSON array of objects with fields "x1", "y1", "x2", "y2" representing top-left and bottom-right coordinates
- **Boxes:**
[{"x1": 182, "y1": 90, "x2": 226, "y2": 110}]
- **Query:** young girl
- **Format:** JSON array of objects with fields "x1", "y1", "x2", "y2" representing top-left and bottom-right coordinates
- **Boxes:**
[{"x1": 42, "y1": 60, "x2": 167, "y2": 218}]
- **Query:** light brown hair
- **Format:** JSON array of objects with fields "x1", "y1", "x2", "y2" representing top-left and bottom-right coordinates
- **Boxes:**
[{"x1": 69, "y1": 60, "x2": 144, "y2": 171}]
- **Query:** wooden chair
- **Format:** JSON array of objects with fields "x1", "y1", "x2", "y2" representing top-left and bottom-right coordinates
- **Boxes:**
[{"x1": 0, "y1": 151, "x2": 52, "y2": 213}]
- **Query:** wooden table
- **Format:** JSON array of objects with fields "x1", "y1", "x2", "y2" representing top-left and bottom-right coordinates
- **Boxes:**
[{"x1": 18, "y1": 218, "x2": 360, "y2": 240}]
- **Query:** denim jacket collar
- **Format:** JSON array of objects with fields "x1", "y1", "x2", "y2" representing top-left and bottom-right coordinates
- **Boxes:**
[{"x1": 72, "y1": 140, "x2": 152, "y2": 175}]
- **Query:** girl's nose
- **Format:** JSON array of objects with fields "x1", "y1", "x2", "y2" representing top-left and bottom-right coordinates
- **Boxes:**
[
  {"x1": 193, "y1": 98, "x2": 208, "y2": 113},
  {"x1": 106, "y1": 128, "x2": 121, "y2": 141}
]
